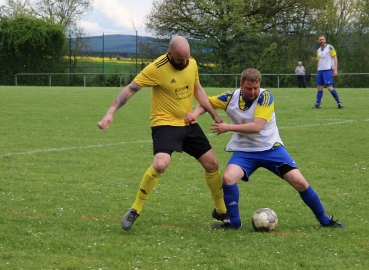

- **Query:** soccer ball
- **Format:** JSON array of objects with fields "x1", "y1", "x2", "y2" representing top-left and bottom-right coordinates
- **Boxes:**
[{"x1": 251, "y1": 208, "x2": 278, "y2": 232}]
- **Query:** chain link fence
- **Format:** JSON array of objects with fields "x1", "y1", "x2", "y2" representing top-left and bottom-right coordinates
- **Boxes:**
[
  {"x1": 6, "y1": 29, "x2": 369, "y2": 88},
  {"x1": 14, "y1": 72, "x2": 369, "y2": 88}
]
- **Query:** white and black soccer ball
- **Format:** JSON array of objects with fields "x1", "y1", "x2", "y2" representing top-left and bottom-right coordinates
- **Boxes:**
[{"x1": 251, "y1": 208, "x2": 278, "y2": 232}]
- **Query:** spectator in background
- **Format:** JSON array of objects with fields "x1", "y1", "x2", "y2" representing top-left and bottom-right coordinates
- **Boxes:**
[{"x1": 295, "y1": 61, "x2": 306, "y2": 88}]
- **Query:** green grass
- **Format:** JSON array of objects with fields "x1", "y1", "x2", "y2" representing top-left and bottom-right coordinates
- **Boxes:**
[
  {"x1": 75, "y1": 59, "x2": 143, "y2": 73},
  {"x1": 1, "y1": 86, "x2": 369, "y2": 269}
]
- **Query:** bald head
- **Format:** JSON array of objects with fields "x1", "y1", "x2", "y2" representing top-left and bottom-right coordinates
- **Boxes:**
[
  {"x1": 169, "y1": 36, "x2": 190, "y2": 52},
  {"x1": 168, "y1": 36, "x2": 191, "y2": 70}
]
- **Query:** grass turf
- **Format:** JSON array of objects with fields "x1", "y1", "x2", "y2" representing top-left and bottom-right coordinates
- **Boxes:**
[{"x1": 1, "y1": 86, "x2": 368, "y2": 269}]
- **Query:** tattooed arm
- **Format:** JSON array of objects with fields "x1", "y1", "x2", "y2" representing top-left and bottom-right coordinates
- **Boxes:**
[{"x1": 98, "y1": 81, "x2": 143, "y2": 131}]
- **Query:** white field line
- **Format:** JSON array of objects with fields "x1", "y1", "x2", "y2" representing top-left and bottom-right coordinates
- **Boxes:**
[
  {"x1": 206, "y1": 118, "x2": 366, "y2": 136},
  {"x1": 0, "y1": 140, "x2": 152, "y2": 157},
  {"x1": 1, "y1": 118, "x2": 368, "y2": 157},
  {"x1": 278, "y1": 119, "x2": 355, "y2": 129}
]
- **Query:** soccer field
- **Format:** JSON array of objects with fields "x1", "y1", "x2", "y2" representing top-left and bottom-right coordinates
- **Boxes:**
[{"x1": 1, "y1": 86, "x2": 369, "y2": 269}]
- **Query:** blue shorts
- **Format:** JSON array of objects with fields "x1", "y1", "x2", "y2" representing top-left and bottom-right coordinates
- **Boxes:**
[
  {"x1": 227, "y1": 146, "x2": 298, "y2": 181},
  {"x1": 316, "y1": 69, "x2": 334, "y2": 87}
]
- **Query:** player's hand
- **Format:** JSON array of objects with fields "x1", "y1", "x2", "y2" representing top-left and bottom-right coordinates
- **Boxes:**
[
  {"x1": 214, "y1": 115, "x2": 224, "y2": 124},
  {"x1": 184, "y1": 112, "x2": 197, "y2": 125},
  {"x1": 210, "y1": 122, "x2": 228, "y2": 135},
  {"x1": 97, "y1": 115, "x2": 113, "y2": 131}
]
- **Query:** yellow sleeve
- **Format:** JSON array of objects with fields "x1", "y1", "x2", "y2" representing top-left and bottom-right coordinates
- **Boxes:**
[
  {"x1": 208, "y1": 90, "x2": 234, "y2": 110},
  {"x1": 134, "y1": 62, "x2": 160, "y2": 87},
  {"x1": 329, "y1": 45, "x2": 337, "y2": 57},
  {"x1": 254, "y1": 91, "x2": 274, "y2": 122}
]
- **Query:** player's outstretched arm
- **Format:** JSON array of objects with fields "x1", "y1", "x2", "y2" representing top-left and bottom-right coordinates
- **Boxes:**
[
  {"x1": 193, "y1": 83, "x2": 223, "y2": 123},
  {"x1": 97, "y1": 81, "x2": 142, "y2": 131},
  {"x1": 184, "y1": 104, "x2": 207, "y2": 125},
  {"x1": 211, "y1": 118, "x2": 267, "y2": 135},
  {"x1": 192, "y1": 104, "x2": 206, "y2": 118}
]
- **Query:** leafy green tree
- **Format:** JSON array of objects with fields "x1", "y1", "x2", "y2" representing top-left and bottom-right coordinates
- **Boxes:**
[
  {"x1": 0, "y1": 0, "x2": 36, "y2": 18},
  {"x1": 1, "y1": 0, "x2": 93, "y2": 28},
  {"x1": 34, "y1": 0, "x2": 93, "y2": 28},
  {"x1": 144, "y1": 0, "x2": 324, "y2": 77},
  {"x1": 0, "y1": 16, "x2": 66, "y2": 85},
  {"x1": 143, "y1": 0, "x2": 369, "y2": 85}
]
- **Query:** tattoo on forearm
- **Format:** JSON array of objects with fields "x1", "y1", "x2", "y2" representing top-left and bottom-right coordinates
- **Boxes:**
[
  {"x1": 112, "y1": 99, "x2": 119, "y2": 107},
  {"x1": 112, "y1": 96, "x2": 127, "y2": 108},
  {"x1": 112, "y1": 83, "x2": 140, "y2": 108},
  {"x1": 129, "y1": 85, "x2": 140, "y2": 93}
]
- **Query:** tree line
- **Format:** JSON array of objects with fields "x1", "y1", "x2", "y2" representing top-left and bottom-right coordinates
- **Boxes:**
[
  {"x1": 0, "y1": 0, "x2": 92, "y2": 85},
  {"x1": 142, "y1": 0, "x2": 369, "y2": 87},
  {"x1": 1, "y1": 0, "x2": 369, "y2": 87}
]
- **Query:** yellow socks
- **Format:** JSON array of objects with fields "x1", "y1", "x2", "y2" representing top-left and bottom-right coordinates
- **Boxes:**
[
  {"x1": 131, "y1": 167, "x2": 226, "y2": 215},
  {"x1": 205, "y1": 170, "x2": 227, "y2": 214},
  {"x1": 131, "y1": 166, "x2": 162, "y2": 214}
]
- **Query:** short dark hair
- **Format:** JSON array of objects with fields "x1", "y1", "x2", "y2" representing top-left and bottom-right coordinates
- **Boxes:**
[{"x1": 241, "y1": 68, "x2": 262, "y2": 84}]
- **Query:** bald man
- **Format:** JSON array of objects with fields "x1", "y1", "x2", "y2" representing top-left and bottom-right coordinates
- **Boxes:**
[{"x1": 98, "y1": 36, "x2": 228, "y2": 231}]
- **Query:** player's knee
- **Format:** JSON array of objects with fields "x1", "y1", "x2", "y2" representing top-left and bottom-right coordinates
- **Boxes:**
[
  {"x1": 153, "y1": 152, "x2": 171, "y2": 173},
  {"x1": 208, "y1": 159, "x2": 219, "y2": 172},
  {"x1": 281, "y1": 168, "x2": 309, "y2": 192},
  {"x1": 291, "y1": 179, "x2": 309, "y2": 192},
  {"x1": 204, "y1": 157, "x2": 218, "y2": 173},
  {"x1": 222, "y1": 172, "x2": 232, "y2": 184},
  {"x1": 199, "y1": 150, "x2": 219, "y2": 172},
  {"x1": 222, "y1": 171, "x2": 241, "y2": 185},
  {"x1": 152, "y1": 161, "x2": 169, "y2": 174},
  {"x1": 153, "y1": 165, "x2": 167, "y2": 174}
]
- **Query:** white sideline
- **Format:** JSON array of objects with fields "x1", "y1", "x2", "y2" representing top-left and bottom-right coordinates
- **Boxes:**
[
  {"x1": 0, "y1": 140, "x2": 152, "y2": 157},
  {"x1": 1, "y1": 119, "x2": 367, "y2": 157},
  {"x1": 279, "y1": 119, "x2": 355, "y2": 129}
]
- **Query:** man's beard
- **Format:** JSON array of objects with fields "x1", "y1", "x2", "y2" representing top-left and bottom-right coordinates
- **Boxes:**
[{"x1": 168, "y1": 55, "x2": 189, "y2": 70}]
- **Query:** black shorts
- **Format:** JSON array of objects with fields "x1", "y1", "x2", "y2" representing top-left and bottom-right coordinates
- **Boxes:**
[{"x1": 151, "y1": 124, "x2": 212, "y2": 159}]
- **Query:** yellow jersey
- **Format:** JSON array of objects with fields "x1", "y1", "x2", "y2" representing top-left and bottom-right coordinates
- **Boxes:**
[{"x1": 134, "y1": 54, "x2": 199, "y2": 127}]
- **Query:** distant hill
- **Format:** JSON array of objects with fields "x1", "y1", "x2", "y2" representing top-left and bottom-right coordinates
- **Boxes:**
[{"x1": 80, "y1": 34, "x2": 154, "y2": 54}]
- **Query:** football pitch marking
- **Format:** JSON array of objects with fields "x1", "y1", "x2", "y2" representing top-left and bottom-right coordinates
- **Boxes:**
[
  {"x1": 0, "y1": 140, "x2": 153, "y2": 157},
  {"x1": 1, "y1": 118, "x2": 367, "y2": 157},
  {"x1": 278, "y1": 119, "x2": 355, "y2": 129}
]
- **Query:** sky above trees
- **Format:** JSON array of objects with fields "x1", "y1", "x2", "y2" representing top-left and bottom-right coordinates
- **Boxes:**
[
  {"x1": 0, "y1": 0, "x2": 153, "y2": 35},
  {"x1": 78, "y1": 0, "x2": 153, "y2": 36}
]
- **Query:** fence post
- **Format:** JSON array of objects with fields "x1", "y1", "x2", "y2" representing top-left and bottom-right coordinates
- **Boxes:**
[
  {"x1": 49, "y1": 74, "x2": 51, "y2": 86},
  {"x1": 120, "y1": 75, "x2": 122, "y2": 87},
  {"x1": 15, "y1": 75, "x2": 17, "y2": 86},
  {"x1": 84, "y1": 74, "x2": 86, "y2": 87}
]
